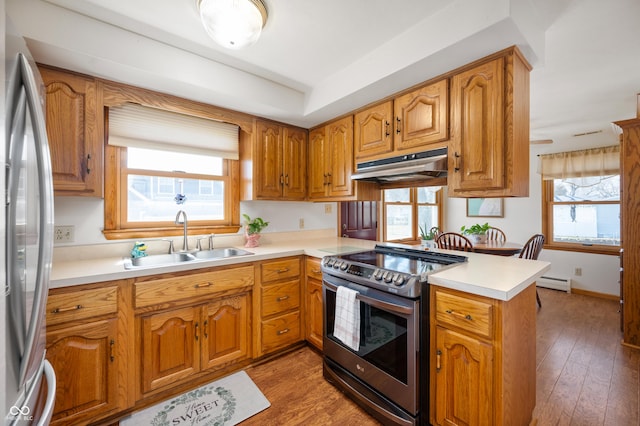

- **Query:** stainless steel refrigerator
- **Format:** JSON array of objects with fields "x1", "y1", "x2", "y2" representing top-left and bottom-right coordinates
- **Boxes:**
[{"x1": 4, "y1": 18, "x2": 56, "y2": 425}]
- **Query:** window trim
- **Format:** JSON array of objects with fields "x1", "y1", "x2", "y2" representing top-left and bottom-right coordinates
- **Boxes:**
[
  {"x1": 541, "y1": 178, "x2": 620, "y2": 255},
  {"x1": 382, "y1": 187, "x2": 443, "y2": 244},
  {"x1": 103, "y1": 144, "x2": 241, "y2": 240}
]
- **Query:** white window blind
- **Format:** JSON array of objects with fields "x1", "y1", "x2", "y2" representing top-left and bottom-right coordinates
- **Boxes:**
[
  {"x1": 108, "y1": 103, "x2": 239, "y2": 159},
  {"x1": 538, "y1": 145, "x2": 620, "y2": 180}
]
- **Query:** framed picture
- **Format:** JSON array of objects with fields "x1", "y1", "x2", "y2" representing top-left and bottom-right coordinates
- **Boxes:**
[{"x1": 466, "y1": 198, "x2": 504, "y2": 218}]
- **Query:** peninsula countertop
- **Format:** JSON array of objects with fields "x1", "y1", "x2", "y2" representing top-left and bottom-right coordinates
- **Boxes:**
[{"x1": 51, "y1": 236, "x2": 550, "y2": 301}]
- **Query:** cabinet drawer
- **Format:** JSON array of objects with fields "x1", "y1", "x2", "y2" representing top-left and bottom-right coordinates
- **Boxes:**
[
  {"x1": 435, "y1": 289, "x2": 493, "y2": 338},
  {"x1": 261, "y1": 258, "x2": 300, "y2": 284},
  {"x1": 135, "y1": 265, "x2": 254, "y2": 308},
  {"x1": 47, "y1": 286, "x2": 118, "y2": 326},
  {"x1": 261, "y1": 311, "x2": 301, "y2": 352},
  {"x1": 306, "y1": 258, "x2": 323, "y2": 280},
  {"x1": 262, "y1": 280, "x2": 300, "y2": 317}
]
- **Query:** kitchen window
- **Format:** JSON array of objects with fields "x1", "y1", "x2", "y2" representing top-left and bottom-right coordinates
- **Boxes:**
[
  {"x1": 103, "y1": 104, "x2": 240, "y2": 239},
  {"x1": 383, "y1": 186, "x2": 442, "y2": 244},
  {"x1": 540, "y1": 146, "x2": 620, "y2": 254}
]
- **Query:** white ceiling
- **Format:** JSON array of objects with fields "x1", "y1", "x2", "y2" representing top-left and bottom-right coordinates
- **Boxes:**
[{"x1": 7, "y1": 0, "x2": 640, "y2": 154}]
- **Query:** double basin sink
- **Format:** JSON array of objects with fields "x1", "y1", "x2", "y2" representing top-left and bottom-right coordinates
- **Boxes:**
[{"x1": 123, "y1": 247, "x2": 254, "y2": 270}]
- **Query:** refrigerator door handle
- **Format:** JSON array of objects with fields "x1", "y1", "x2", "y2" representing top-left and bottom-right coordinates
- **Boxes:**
[
  {"x1": 36, "y1": 360, "x2": 56, "y2": 426},
  {"x1": 15, "y1": 53, "x2": 55, "y2": 387}
]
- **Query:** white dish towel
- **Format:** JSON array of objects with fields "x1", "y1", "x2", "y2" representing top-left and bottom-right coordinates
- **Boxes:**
[{"x1": 333, "y1": 286, "x2": 361, "y2": 351}]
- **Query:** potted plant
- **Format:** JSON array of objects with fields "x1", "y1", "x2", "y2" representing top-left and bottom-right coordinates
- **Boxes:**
[
  {"x1": 419, "y1": 225, "x2": 439, "y2": 249},
  {"x1": 460, "y1": 222, "x2": 490, "y2": 244},
  {"x1": 242, "y1": 214, "x2": 269, "y2": 247}
]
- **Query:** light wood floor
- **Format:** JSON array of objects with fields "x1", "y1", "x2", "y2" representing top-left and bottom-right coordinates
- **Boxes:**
[{"x1": 242, "y1": 288, "x2": 639, "y2": 425}]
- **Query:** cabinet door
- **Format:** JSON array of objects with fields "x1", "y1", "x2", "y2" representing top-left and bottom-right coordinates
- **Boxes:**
[
  {"x1": 308, "y1": 127, "x2": 328, "y2": 199},
  {"x1": 255, "y1": 120, "x2": 284, "y2": 199},
  {"x1": 435, "y1": 326, "x2": 493, "y2": 426},
  {"x1": 283, "y1": 126, "x2": 308, "y2": 200},
  {"x1": 449, "y1": 58, "x2": 505, "y2": 193},
  {"x1": 202, "y1": 293, "x2": 250, "y2": 371},
  {"x1": 327, "y1": 116, "x2": 353, "y2": 197},
  {"x1": 140, "y1": 306, "x2": 199, "y2": 394},
  {"x1": 40, "y1": 66, "x2": 102, "y2": 197},
  {"x1": 394, "y1": 79, "x2": 449, "y2": 151},
  {"x1": 46, "y1": 319, "x2": 119, "y2": 424},
  {"x1": 354, "y1": 101, "x2": 393, "y2": 160},
  {"x1": 305, "y1": 271, "x2": 323, "y2": 350}
]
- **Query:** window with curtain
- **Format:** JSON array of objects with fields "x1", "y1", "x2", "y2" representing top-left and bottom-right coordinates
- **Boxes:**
[
  {"x1": 103, "y1": 104, "x2": 240, "y2": 239},
  {"x1": 539, "y1": 145, "x2": 620, "y2": 254},
  {"x1": 383, "y1": 186, "x2": 442, "y2": 243}
]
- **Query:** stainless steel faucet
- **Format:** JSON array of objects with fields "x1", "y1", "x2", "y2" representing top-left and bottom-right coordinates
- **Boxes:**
[{"x1": 175, "y1": 210, "x2": 189, "y2": 251}]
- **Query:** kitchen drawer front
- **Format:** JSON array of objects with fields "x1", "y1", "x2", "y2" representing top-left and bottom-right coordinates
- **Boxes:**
[
  {"x1": 435, "y1": 289, "x2": 493, "y2": 338},
  {"x1": 260, "y1": 257, "x2": 301, "y2": 284},
  {"x1": 261, "y1": 311, "x2": 301, "y2": 352},
  {"x1": 135, "y1": 265, "x2": 254, "y2": 308},
  {"x1": 306, "y1": 257, "x2": 323, "y2": 280},
  {"x1": 261, "y1": 280, "x2": 300, "y2": 317},
  {"x1": 47, "y1": 286, "x2": 118, "y2": 326}
]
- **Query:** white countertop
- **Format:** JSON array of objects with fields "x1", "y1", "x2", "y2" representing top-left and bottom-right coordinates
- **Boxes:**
[{"x1": 51, "y1": 237, "x2": 549, "y2": 301}]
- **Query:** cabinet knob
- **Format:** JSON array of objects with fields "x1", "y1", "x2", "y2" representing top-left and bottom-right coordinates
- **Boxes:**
[
  {"x1": 277, "y1": 328, "x2": 290, "y2": 335},
  {"x1": 454, "y1": 152, "x2": 461, "y2": 172}
]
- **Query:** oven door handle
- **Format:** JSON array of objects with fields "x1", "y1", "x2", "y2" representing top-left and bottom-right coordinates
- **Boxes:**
[{"x1": 323, "y1": 281, "x2": 414, "y2": 316}]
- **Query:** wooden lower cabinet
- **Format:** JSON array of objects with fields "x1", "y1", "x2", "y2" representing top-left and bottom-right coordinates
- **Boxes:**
[
  {"x1": 45, "y1": 282, "x2": 126, "y2": 425},
  {"x1": 431, "y1": 284, "x2": 536, "y2": 426},
  {"x1": 138, "y1": 292, "x2": 251, "y2": 396},
  {"x1": 435, "y1": 326, "x2": 493, "y2": 425},
  {"x1": 254, "y1": 257, "x2": 304, "y2": 357},
  {"x1": 134, "y1": 263, "x2": 254, "y2": 399},
  {"x1": 305, "y1": 257, "x2": 324, "y2": 350}
]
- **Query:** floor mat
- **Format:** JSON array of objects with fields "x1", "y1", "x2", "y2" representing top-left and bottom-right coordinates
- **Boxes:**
[{"x1": 121, "y1": 370, "x2": 270, "y2": 426}]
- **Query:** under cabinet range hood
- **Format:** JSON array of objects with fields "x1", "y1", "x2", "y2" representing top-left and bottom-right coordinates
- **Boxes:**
[{"x1": 352, "y1": 147, "x2": 448, "y2": 183}]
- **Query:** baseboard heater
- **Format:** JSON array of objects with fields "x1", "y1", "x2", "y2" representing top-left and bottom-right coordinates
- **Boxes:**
[{"x1": 537, "y1": 276, "x2": 571, "y2": 293}]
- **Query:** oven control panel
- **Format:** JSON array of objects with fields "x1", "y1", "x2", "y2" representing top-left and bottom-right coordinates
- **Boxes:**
[{"x1": 322, "y1": 257, "x2": 420, "y2": 296}]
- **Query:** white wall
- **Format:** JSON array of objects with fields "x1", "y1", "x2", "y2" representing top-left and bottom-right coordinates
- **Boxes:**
[
  {"x1": 444, "y1": 148, "x2": 620, "y2": 297},
  {"x1": 53, "y1": 197, "x2": 338, "y2": 246}
]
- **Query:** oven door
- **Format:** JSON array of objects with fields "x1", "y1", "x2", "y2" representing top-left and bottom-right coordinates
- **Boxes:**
[{"x1": 323, "y1": 273, "x2": 419, "y2": 416}]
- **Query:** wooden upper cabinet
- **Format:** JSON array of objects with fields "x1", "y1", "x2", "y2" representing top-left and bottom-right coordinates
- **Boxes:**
[
  {"x1": 448, "y1": 48, "x2": 531, "y2": 197},
  {"x1": 282, "y1": 126, "x2": 308, "y2": 199},
  {"x1": 308, "y1": 116, "x2": 379, "y2": 201},
  {"x1": 354, "y1": 101, "x2": 393, "y2": 160},
  {"x1": 327, "y1": 116, "x2": 354, "y2": 197},
  {"x1": 354, "y1": 79, "x2": 448, "y2": 163},
  {"x1": 394, "y1": 79, "x2": 449, "y2": 151},
  {"x1": 308, "y1": 126, "x2": 329, "y2": 199},
  {"x1": 39, "y1": 66, "x2": 103, "y2": 197},
  {"x1": 252, "y1": 119, "x2": 307, "y2": 200}
]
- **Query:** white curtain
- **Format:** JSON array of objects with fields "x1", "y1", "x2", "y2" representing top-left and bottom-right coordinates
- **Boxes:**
[
  {"x1": 537, "y1": 145, "x2": 620, "y2": 180},
  {"x1": 108, "y1": 103, "x2": 239, "y2": 159}
]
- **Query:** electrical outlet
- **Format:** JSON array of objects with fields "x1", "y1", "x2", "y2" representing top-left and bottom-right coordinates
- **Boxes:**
[
  {"x1": 54, "y1": 225, "x2": 75, "y2": 243},
  {"x1": 299, "y1": 218, "x2": 305, "y2": 229},
  {"x1": 574, "y1": 267, "x2": 582, "y2": 276},
  {"x1": 324, "y1": 204, "x2": 332, "y2": 214}
]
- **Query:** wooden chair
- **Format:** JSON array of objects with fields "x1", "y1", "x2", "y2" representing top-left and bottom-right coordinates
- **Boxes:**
[
  {"x1": 519, "y1": 234, "x2": 545, "y2": 307},
  {"x1": 436, "y1": 232, "x2": 473, "y2": 252},
  {"x1": 486, "y1": 226, "x2": 506, "y2": 242},
  {"x1": 430, "y1": 226, "x2": 443, "y2": 241}
]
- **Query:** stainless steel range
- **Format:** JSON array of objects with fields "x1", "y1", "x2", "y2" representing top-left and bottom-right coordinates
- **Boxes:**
[{"x1": 322, "y1": 244, "x2": 467, "y2": 426}]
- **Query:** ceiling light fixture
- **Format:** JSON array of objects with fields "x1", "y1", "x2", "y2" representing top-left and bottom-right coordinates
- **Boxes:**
[{"x1": 197, "y1": 0, "x2": 268, "y2": 50}]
